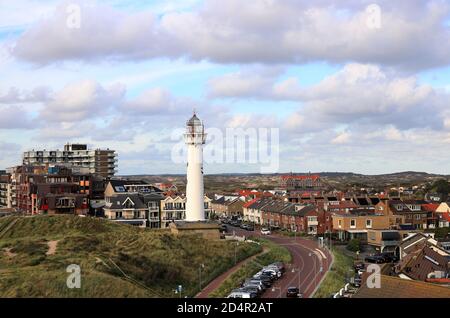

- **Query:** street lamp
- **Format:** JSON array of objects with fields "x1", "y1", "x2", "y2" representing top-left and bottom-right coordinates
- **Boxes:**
[
  {"x1": 175, "y1": 285, "x2": 183, "y2": 298},
  {"x1": 234, "y1": 242, "x2": 239, "y2": 265},
  {"x1": 199, "y1": 264, "x2": 205, "y2": 291}
]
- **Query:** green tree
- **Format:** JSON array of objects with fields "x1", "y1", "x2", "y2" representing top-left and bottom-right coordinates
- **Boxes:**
[{"x1": 346, "y1": 239, "x2": 361, "y2": 252}]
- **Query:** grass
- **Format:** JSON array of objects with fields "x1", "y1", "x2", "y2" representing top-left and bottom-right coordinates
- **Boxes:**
[
  {"x1": 209, "y1": 238, "x2": 292, "y2": 298},
  {"x1": 0, "y1": 215, "x2": 261, "y2": 298},
  {"x1": 313, "y1": 246, "x2": 354, "y2": 298}
]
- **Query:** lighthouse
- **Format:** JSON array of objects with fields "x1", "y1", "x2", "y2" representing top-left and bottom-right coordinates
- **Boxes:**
[{"x1": 184, "y1": 112, "x2": 207, "y2": 222}]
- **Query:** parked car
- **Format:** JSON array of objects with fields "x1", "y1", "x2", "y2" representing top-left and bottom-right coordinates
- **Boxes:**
[
  {"x1": 270, "y1": 262, "x2": 286, "y2": 274},
  {"x1": 365, "y1": 255, "x2": 387, "y2": 264},
  {"x1": 244, "y1": 279, "x2": 266, "y2": 291},
  {"x1": 354, "y1": 263, "x2": 365, "y2": 270},
  {"x1": 351, "y1": 277, "x2": 362, "y2": 288},
  {"x1": 286, "y1": 287, "x2": 301, "y2": 298},
  {"x1": 264, "y1": 266, "x2": 282, "y2": 278},
  {"x1": 240, "y1": 286, "x2": 261, "y2": 297},
  {"x1": 220, "y1": 224, "x2": 228, "y2": 233},
  {"x1": 261, "y1": 228, "x2": 272, "y2": 235},
  {"x1": 380, "y1": 252, "x2": 398, "y2": 263},
  {"x1": 227, "y1": 290, "x2": 256, "y2": 298}
]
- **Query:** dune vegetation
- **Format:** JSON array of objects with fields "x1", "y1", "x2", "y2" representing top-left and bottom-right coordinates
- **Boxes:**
[{"x1": 0, "y1": 215, "x2": 261, "y2": 298}]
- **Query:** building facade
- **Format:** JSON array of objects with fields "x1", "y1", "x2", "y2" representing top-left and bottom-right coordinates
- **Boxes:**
[{"x1": 23, "y1": 143, "x2": 117, "y2": 179}]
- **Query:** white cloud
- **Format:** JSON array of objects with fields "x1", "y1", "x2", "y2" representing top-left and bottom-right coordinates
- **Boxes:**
[
  {"x1": 10, "y1": 0, "x2": 450, "y2": 70},
  {"x1": 331, "y1": 131, "x2": 351, "y2": 144},
  {"x1": 40, "y1": 80, "x2": 125, "y2": 122}
]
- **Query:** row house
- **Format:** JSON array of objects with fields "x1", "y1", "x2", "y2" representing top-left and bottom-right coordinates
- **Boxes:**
[
  {"x1": 211, "y1": 196, "x2": 244, "y2": 217},
  {"x1": 376, "y1": 199, "x2": 430, "y2": 230},
  {"x1": 243, "y1": 198, "x2": 272, "y2": 225},
  {"x1": 160, "y1": 195, "x2": 212, "y2": 228},
  {"x1": 332, "y1": 207, "x2": 405, "y2": 241},
  {"x1": 104, "y1": 192, "x2": 163, "y2": 228},
  {"x1": 260, "y1": 201, "x2": 320, "y2": 235}
]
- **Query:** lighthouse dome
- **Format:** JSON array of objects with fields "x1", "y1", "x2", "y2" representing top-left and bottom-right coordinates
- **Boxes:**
[{"x1": 187, "y1": 114, "x2": 202, "y2": 126}]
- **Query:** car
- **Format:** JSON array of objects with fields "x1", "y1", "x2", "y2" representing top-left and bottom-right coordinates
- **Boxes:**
[
  {"x1": 261, "y1": 228, "x2": 272, "y2": 235},
  {"x1": 354, "y1": 263, "x2": 365, "y2": 272},
  {"x1": 270, "y1": 262, "x2": 286, "y2": 274},
  {"x1": 244, "y1": 279, "x2": 266, "y2": 290},
  {"x1": 220, "y1": 224, "x2": 228, "y2": 233},
  {"x1": 286, "y1": 287, "x2": 301, "y2": 298},
  {"x1": 264, "y1": 266, "x2": 282, "y2": 278},
  {"x1": 351, "y1": 276, "x2": 362, "y2": 287},
  {"x1": 365, "y1": 255, "x2": 386, "y2": 264},
  {"x1": 240, "y1": 286, "x2": 261, "y2": 296},
  {"x1": 380, "y1": 252, "x2": 398, "y2": 263},
  {"x1": 255, "y1": 276, "x2": 272, "y2": 288},
  {"x1": 228, "y1": 290, "x2": 256, "y2": 299}
]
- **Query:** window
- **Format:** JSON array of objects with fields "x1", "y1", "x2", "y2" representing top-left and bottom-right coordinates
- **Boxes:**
[
  {"x1": 366, "y1": 219, "x2": 372, "y2": 228},
  {"x1": 350, "y1": 219, "x2": 356, "y2": 228}
]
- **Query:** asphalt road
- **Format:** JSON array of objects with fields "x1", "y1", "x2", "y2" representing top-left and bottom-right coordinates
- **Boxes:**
[{"x1": 222, "y1": 226, "x2": 332, "y2": 298}]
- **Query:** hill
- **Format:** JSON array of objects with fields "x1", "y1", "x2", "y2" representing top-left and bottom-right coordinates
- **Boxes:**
[{"x1": 0, "y1": 215, "x2": 260, "y2": 298}]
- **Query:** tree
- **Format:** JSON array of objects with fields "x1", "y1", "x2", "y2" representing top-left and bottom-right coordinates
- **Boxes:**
[{"x1": 346, "y1": 238, "x2": 361, "y2": 252}]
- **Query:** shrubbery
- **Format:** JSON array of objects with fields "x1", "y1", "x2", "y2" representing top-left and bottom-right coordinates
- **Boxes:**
[{"x1": 346, "y1": 239, "x2": 361, "y2": 252}]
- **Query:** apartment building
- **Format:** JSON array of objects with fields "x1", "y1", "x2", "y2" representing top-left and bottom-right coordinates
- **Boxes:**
[
  {"x1": 10, "y1": 165, "x2": 89, "y2": 215},
  {"x1": 23, "y1": 143, "x2": 117, "y2": 179}
]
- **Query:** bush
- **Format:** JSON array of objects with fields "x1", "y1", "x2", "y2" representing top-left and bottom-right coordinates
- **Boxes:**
[{"x1": 346, "y1": 239, "x2": 361, "y2": 252}]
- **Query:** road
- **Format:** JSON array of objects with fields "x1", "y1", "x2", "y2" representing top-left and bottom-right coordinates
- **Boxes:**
[{"x1": 199, "y1": 225, "x2": 332, "y2": 298}]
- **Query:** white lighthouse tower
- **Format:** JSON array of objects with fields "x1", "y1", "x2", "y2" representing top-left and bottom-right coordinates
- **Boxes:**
[{"x1": 184, "y1": 112, "x2": 207, "y2": 222}]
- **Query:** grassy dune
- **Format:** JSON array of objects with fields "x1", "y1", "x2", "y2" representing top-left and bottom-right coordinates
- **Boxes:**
[{"x1": 0, "y1": 215, "x2": 261, "y2": 298}]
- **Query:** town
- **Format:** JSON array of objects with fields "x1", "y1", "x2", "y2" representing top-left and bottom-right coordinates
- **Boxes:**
[
  {"x1": 2, "y1": 0, "x2": 450, "y2": 305},
  {"x1": 1, "y1": 138, "x2": 449, "y2": 298}
]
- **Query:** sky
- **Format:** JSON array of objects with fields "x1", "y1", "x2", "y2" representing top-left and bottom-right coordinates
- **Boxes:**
[{"x1": 1, "y1": 0, "x2": 450, "y2": 175}]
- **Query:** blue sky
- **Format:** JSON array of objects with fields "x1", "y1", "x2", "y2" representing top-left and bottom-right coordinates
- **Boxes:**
[{"x1": 1, "y1": 0, "x2": 450, "y2": 175}]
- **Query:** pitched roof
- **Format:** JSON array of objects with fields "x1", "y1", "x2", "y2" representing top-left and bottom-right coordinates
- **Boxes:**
[
  {"x1": 243, "y1": 198, "x2": 258, "y2": 208},
  {"x1": 422, "y1": 203, "x2": 439, "y2": 212},
  {"x1": 106, "y1": 193, "x2": 147, "y2": 209},
  {"x1": 401, "y1": 246, "x2": 450, "y2": 281},
  {"x1": 354, "y1": 275, "x2": 450, "y2": 298}
]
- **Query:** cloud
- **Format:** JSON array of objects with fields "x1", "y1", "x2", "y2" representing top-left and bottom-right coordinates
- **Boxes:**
[
  {"x1": 10, "y1": 0, "x2": 450, "y2": 70},
  {"x1": 122, "y1": 87, "x2": 176, "y2": 115},
  {"x1": 331, "y1": 131, "x2": 351, "y2": 144},
  {"x1": 0, "y1": 86, "x2": 51, "y2": 104},
  {"x1": 209, "y1": 63, "x2": 449, "y2": 133},
  {"x1": 39, "y1": 80, "x2": 125, "y2": 122},
  {"x1": 0, "y1": 105, "x2": 34, "y2": 129},
  {"x1": 208, "y1": 66, "x2": 284, "y2": 98}
]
